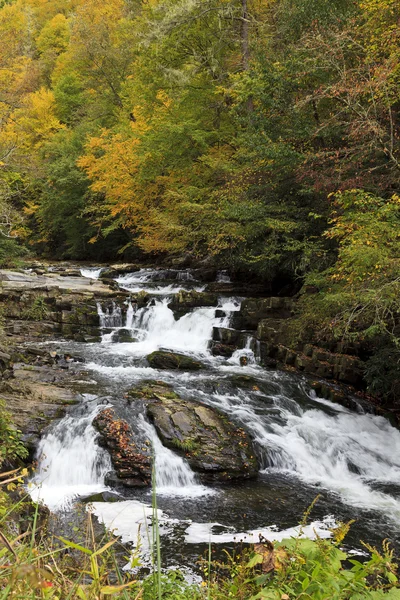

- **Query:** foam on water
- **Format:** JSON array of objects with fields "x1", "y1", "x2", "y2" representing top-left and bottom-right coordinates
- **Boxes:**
[
  {"x1": 117, "y1": 269, "x2": 205, "y2": 294},
  {"x1": 31, "y1": 397, "x2": 111, "y2": 510},
  {"x1": 139, "y1": 416, "x2": 214, "y2": 498},
  {"x1": 81, "y1": 267, "x2": 103, "y2": 279},
  {"x1": 90, "y1": 499, "x2": 334, "y2": 550}
]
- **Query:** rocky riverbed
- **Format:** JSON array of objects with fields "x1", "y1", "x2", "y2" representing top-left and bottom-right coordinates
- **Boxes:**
[{"x1": 1, "y1": 263, "x2": 400, "y2": 570}]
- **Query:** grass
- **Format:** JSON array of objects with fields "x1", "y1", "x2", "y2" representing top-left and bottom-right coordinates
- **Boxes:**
[
  {"x1": 1, "y1": 470, "x2": 400, "y2": 599},
  {"x1": 0, "y1": 419, "x2": 399, "y2": 599}
]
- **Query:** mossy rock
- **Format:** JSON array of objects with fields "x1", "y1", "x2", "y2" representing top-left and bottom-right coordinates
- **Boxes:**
[
  {"x1": 131, "y1": 381, "x2": 258, "y2": 483},
  {"x1": 147, "y1": 351, "x2": 204, "y2": 371},
  {"x1": 128, "y1": 381, "x2": 179, "y2": 401}
]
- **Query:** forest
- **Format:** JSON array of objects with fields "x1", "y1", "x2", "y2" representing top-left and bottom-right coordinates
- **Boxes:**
[
  {"x1": 0, "y1": 0, "x2": 399, "y2": 403},
  {"x1": 1, "y1": 1, "x2": 400, "y2": 598}
]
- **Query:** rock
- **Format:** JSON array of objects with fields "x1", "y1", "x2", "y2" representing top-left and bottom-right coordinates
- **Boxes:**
[
  {"x1": 205, "y1": 282, "x2": 267, "y2": 296},
  {"x1": 93, "y1": 408, "x2": 152, "y2": 488},
  {"x1": 131, "y1": 382, "x2": 258, "y2": 483},
  {"x1": 1, "y1": 363, "x2": 79, "y2": 455},
  {"x1": 111, "y1": 329, "x2": 136, "y2": 343},
  {"x1": 210, "y1": 342, "x2": 235, "y2": 357},
  {"x1": 168, "y1": 290, "x2": 218, "y2": 311},
  {"x1": 81, "y1": 490, "x2": 122, "y2": 503},
  {"x1": 212, "y1": 327, "x2": 240, "y2": 345},
  {"x1": 240, "y1": 297, "x2": 295, "y2": 329},
  {"x1": 191, "y1": 268, "x2": 218, "y2": 282},
  {"x1": 109, "y1": 263, "x2": 140, "y2": 275},
  {"x1": 147, "y1": 351, "x2": 204, "y2": 371},
  {"x1": 99, "y1": 268, "x2": 119, "y2": 279},
  {"x1": 230, "y1": 375, "x2": 260, "y2": 389}
]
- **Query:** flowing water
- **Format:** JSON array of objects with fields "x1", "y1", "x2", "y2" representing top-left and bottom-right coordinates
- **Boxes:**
[{"x1": 31, "y1": 268, "x2": 400, "y2": 567}]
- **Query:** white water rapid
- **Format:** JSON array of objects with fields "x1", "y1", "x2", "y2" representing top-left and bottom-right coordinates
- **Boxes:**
[
  {"x1": 32, "y1": 266, "x2": 400, "y2": 559},
  {"x1": 31, "y1": 396, "x2": 111, "y2": 511},
  {"x1": 139, "y1": 416, "x2": 213, "y2": 497},
  {"x1": 81, "y1": 267, "x2": 103, "y2": 279}
]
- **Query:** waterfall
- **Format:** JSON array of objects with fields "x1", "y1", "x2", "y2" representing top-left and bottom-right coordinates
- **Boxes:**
[
  {"x1": 96, "y1": 301, "x2": 123, "y2": 328},
  {"x1": 217, "y1": 270, "x2": 231, "y2": 283},
  {"x1": 81, "y1": 267, "x2": 103, "y2": 279},
  {"x1": 203, "y1": 387, "x2": 400, "y2": 517},
  {"x1": 176, "y1": 270, "x2": 195, "y2": 281},
  {"x1": 108, "y1": 298, "x2": 217, "y2": 356},
  {"x1": 116, "y1": 268, "x2": 205, "y2": 294},
  {"x1": 139, "y1": 416, "x2": 212, "y2": 497},
  {"x1": 29, "y1": 266, "x2": 400, "y2": 552},
  {"x1": 31, "y1": 396, "x2": 111, "y2": 510}
]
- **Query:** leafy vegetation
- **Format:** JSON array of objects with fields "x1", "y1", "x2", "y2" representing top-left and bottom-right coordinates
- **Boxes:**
[
  {"x1": 0, "y1": 400, "x2": 28, "y2": 467},
  {"x1": 1, "y1": 475, "x2": 400, "y2": 599},
  {"x1": 0, "y1": 0, "x2": 399, "y2": 399}
]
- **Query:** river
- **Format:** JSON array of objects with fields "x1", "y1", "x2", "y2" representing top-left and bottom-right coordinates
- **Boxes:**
[{"x1": 30, "y1": 267, "x2": 400, "y2": 568}]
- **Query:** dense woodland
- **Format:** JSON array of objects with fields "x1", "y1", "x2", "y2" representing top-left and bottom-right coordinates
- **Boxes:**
[{"x1": 0, "y1": 0, "x2": 399, "y2": 400}]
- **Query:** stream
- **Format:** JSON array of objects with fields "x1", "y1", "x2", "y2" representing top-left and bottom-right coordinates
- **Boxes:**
[{"x1": 31, "y1": 267, "x2": 400, "y2": 568}]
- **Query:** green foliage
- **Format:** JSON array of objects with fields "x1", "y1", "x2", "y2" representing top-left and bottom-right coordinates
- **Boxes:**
[
  {"x1": 0, "y1": 400, "x2": 28, "y2": 466},
  {"x1": 22, "y1": 295, "x2": 49, "y2": 321},
  {"x1": 1, "y1": 484, "x2": 399, "y2": 599},
  {"x1": 364, "y1": 345, "x2": 400, "y2": 405},
  {"x1": 0, "y1": 236, "x2": 29, "y2": 268}
]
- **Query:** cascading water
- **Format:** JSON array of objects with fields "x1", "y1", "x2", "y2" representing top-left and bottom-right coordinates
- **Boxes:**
[
  {"x1": 81, "y1": 267, "x2": 103, "y2": 279},
  {"x1": 117, "y1": 268, "x2": 205, "y2": 294},
  {"x1": 32, "y1": 266, "x2": 400, "y2": 558},
  {"x1": 138, "y1": 416, "x2": 212, "y2": 497},
  {"x1": 96, "y1": 301, "x2": 123, "y2": 328},
  {"x1": 31, "y1": 396, "x2": 111, "y2": 511}
]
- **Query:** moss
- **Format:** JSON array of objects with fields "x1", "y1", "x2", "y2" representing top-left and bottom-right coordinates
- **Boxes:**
[{"x1": 171, "y1": 437, "x2": 200, "y2": 453}]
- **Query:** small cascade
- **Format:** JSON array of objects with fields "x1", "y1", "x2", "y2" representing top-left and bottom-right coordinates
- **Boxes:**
[
  {"x1": 97, "y1": 301, "x2": 123, "y2": 328},
  {"x1": 81, "y1": 267, "x2": 103, "y2": 279},
  {"x1": 217, "y1": 270, "x2": 231, "y2": 283},
  {"x1": 228, "y1": 334, "x2": 258, "y2": 366},
  {"x1": 117, "y1": 268, "x2": 205, "y2": 294},
  {"x1": 125, "y1": 300, "x2": 135, "y2": 329},
  {"x1": 31, "y1": 397, "x2": 111, "y2": 510},
  {"x1": 139, "y1": 416, "x2": 212, "y2": 497},
  {"x1": 176, "y1": 270, "x2": 195, "y2": 281},
  {"x1": 120, "y1": 298, "x2": 217, "y2": 355}
]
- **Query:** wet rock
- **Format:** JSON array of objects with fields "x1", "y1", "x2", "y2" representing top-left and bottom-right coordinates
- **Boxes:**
[
  {"x1": 1, "y1": 362, "x2": 79, "y2": 455},
  {"x1": 309, "y1": 380, "x2": 375, "y2": 413},
  {"x1": 240, "y1": 297, "x2": 295, "y2": 329},
  {"x1": 168, "y1": 290, "x2": 218, "y2": 311},
  {"x1": 191, "y1": 268, "x2": 218, "y2": 282},
  {"x1": 109, "y1": 263, "x2": 140, "y2": 275},
  {"x1": 99, "y1": 268, "x2": 119, "y2": 279},
  {"x1": 93, "y1": 408, "x2": 152, "y2": 488},
  {"x1": 230, "y1": 375, "x2": 260, "y2": 389},
  {"x1": 111, "y1": 329, "x2": 136, "y2": 343},
  {"x1": 212, "y1": 327, "x2": 240, "y2": 345},
  {"x1": 132, "y1": 382, "x2": 258, "y2": 483},
  {"x1": 82, "y1": 491, "x2": 122, "y2": 503},
  {"x1": 256, "y1": 319, "x2": 287, "y2": 344},
  {"x1": 210, "y1": 342, "x2": 235, "y2": 357},
  {"x1": 147, "y1": 351, "x2": 204, "y2": 371}
]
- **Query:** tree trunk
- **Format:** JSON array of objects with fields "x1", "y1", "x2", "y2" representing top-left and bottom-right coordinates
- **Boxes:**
[
  {"x1": 241, "y1": 0, "x2": 253, "y2": 113},
  {"x1": 241, "y1": 0, "x2": 250, "y2": 71}
]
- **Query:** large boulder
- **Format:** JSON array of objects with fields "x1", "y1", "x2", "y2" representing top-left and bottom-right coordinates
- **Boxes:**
[
  {"x1": 233, "y1": 297, "x2": 294, "y2": 330},
  {"x1": 147, "y1": 351, "x2": 204, "y2": 371},
  {"x1": 168, "y1": 290, "x2": 218, "y2": 312},
  {"x1": 130, "y1": 382, "x2": 258, "y2": 483},
  {"x1": 93, "y1": 408, "x2": 152, "y2": 488}
]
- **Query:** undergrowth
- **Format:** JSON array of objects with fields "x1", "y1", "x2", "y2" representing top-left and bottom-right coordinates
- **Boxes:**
[
  {"x1": 0, "y1": 473, "x2": 399, "y2": 599},
  {"x1": 0, "y1": 419, "x2": 399, "y2": 598}
]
